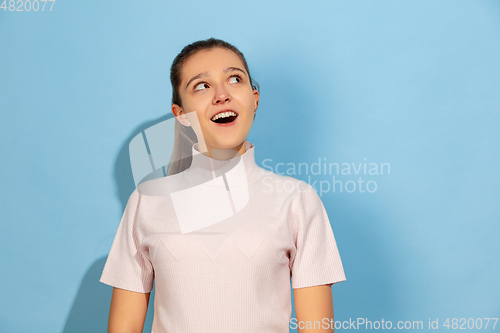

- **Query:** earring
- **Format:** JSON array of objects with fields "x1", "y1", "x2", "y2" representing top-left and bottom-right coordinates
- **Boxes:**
[{"x1": 187, "y1": 122, "x2": 190, "y2": 125}]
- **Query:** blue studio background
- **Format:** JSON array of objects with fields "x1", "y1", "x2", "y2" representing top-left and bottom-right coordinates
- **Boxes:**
[{"x1": 1, "y1": 1, "x2": 499, "y2": 332}]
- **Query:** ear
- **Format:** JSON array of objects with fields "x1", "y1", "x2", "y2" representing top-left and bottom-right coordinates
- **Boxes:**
[
  {"x1": 253, "y1": 89, "x2": 259, "y2": 112},
  {"x1": 172, "y1": 104, "x2": 191, "y2": 126}
]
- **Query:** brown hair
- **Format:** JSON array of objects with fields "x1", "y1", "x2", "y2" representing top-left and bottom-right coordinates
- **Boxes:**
[{"x1": 166, "y1": 38, "x2": 259, "y2": 176}]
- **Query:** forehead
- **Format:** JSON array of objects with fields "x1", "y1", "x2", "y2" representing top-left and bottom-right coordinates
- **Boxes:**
[{"x1": 181, "y1": 48, "x2": 246, "y2": 81}]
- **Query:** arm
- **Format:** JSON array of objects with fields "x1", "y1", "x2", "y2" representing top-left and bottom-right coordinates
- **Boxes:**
[
  {"x1": 108, "y1": 287, "x2": 150, "y2": 333},
  {"x1": 293, "y1": 283, "x2": 334, "y2": 333}
]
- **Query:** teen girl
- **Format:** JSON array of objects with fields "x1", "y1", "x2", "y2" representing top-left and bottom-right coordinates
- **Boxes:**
[{"x1": 100, "y1": 38, "x2": 346, "y2": 333}]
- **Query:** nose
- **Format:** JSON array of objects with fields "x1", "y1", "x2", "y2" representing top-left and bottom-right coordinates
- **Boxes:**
[{"x1": 212, "y1": 84, "x2": 231, "y2": 104}]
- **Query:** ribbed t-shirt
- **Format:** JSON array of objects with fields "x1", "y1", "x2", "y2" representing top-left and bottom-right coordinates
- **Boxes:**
[{"x1": 99, "y1": 141, "x2": 346, "y2": 333}]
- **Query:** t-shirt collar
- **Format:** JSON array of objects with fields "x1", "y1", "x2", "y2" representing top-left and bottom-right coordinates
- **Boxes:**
[{"x1": 182, "y1": 141, "x2": 260, "y2": 187}]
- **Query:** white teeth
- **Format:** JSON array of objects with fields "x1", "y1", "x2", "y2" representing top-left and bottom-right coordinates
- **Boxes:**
[{"x1": 211, "y1": 111, "x2": 237, "y2": 121}]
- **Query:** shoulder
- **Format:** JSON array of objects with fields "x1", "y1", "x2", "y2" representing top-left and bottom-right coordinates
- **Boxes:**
[
  {"x1": 255, "y1": 165, "x2": 313, "y2": 199},
  {"x1": 256, "y1": 167, "x2": 325, "y2": 213}
]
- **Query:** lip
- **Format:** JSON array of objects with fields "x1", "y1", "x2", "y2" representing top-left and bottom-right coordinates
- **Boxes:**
[{"x1": 210, "y1": 109, "x2": 239, "y2": 127}]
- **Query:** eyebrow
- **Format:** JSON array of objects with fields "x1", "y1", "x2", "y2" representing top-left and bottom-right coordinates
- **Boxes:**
[{"x1": 184, "y1": 67, "x2": 248, "y2": 90}]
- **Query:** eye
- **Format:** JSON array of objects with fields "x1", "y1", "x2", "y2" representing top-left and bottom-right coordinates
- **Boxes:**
[
  {"x1": 194, "y1": 82, "x2": 209, "y2": 91},
  {"x1": 228, "y1": 74, "x2": 242, "y2": 84}
]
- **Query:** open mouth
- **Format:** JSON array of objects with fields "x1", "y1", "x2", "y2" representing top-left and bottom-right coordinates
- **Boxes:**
[{"x1": 211, "y1": 111, "x2": 238, "y2": 124}]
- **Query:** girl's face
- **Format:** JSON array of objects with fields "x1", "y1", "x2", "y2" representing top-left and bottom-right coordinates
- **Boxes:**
[{"x1": 172, "y1": 47, "x2": 259, "y2": 157}]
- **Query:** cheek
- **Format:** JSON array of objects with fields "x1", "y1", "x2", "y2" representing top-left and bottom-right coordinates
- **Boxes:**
[
  {"x1": 235, "y1": 91, "x2": 255, "y2": 109},
  {"x1": 184, "y1": 96, "x2": 210, "y2": 112}
]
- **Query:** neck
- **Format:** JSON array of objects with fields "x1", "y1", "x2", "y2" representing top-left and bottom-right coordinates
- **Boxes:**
[{"x1": 198, "y1": 140, "x2": 247, "y2": 161}]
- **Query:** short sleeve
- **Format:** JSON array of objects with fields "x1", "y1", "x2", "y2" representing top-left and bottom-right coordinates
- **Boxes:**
[
  {"x1": 290, "y1": 185, "x2": 346, "y2": 289},
  {"x1": 99, "y1": 189, "x2": 154, "y2": 293}
]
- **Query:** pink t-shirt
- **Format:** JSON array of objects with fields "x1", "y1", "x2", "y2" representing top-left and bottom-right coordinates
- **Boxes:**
[{"x1": 100, "y1": 141, "x2": 346, "y2": 332}]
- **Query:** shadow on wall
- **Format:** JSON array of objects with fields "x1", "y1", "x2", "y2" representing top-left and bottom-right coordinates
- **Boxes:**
[
  {"x1": 113, "y1": 113, "x2": 176, "y2": 212},
  {"x1": 62, "y1": 113, "x2": 174, "y2": 332},
  {"x1": 61, "y1": 258, "x2": 156, "y2": 333}
]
